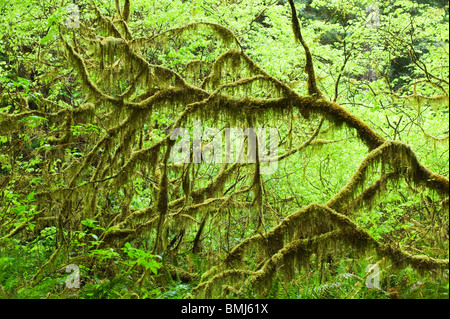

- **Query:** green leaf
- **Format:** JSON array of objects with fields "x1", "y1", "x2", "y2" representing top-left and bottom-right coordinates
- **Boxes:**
[{"x1": 26, "y1": 191, "x2": 35, "y2": 202}]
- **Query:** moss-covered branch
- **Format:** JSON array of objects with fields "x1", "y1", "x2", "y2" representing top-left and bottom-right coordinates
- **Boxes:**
[
  {"x1": 287, "y1": 0, "x2": 322, "y2": 97},
  {"x1": 193, "y1": 203, "x2": 448, "y2": 298}
]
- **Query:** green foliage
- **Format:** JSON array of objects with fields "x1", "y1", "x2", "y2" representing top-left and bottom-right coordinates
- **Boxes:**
[
  {"x1": 122, "y1": 242, "x2": 162, "y2": 275},
  {"x1": 0, "y1": 0, "x2": 447, "y2": 299}
]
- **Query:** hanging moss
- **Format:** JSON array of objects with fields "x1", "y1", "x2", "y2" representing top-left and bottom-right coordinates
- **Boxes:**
[
  {"x1": 200, "y1": 49, "x2": 285, "y2": 95},
  {"x1": 327, "y1": 141, "x2": 449, "y2": 213},
  {"x1": 152, "y1": 141, "x2": 175, "y2": 254},
  {"x1": 191, "y1": 196, "x2": 448, "y2": 298},
  {"x1": 94, "y1": 4, "x2": 124, "y2": 39},
  {"x1": 165, "y1": 22, "x2": 240, "y2": 50},
  {"x1": 195, "y1": 219, "x2": 448, "y2": 298},
  {"x1": 183, "y1": 60, "x2": 211, "y2": 85},
  {"x1": 377, "y1": 243, "x2": 449, "y2": 274},
  {"x1": 63, "y1": 37, "x2": 121, "y2": 104},
  {"x1": 341, "y1": 171, "x2": 400, "y2": 215},
  {"x1": 101, "y1": 228, "x2": 136, "y2": 246},
  {"x1": 3, "y1": 4, "x2": 446, "y2": 300},
  {"x1": 191, "y1": 269, "x2": 255, "y2": 299}
]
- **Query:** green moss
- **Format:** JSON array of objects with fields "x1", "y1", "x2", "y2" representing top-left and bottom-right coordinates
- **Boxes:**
[
  {"x1": 377, "y1": 243, "x2": 449, "y2": 274},
  {"x1": 327, "y1": 141, "x2": 449, "y2": 214},
  {"x1": 5, "y1": 6, "x2": 446, "y2": 300},
  {"x1": 122, "y1": 0, "x2": 130, "y2": 22},
  {"x1": 287, "y1": 0, "x2": 323, "y2": 98}
]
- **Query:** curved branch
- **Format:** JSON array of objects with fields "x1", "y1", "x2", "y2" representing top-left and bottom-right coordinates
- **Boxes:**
[{"x1": 327, "y1": 141, "x2": 449, "y2": 212}]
